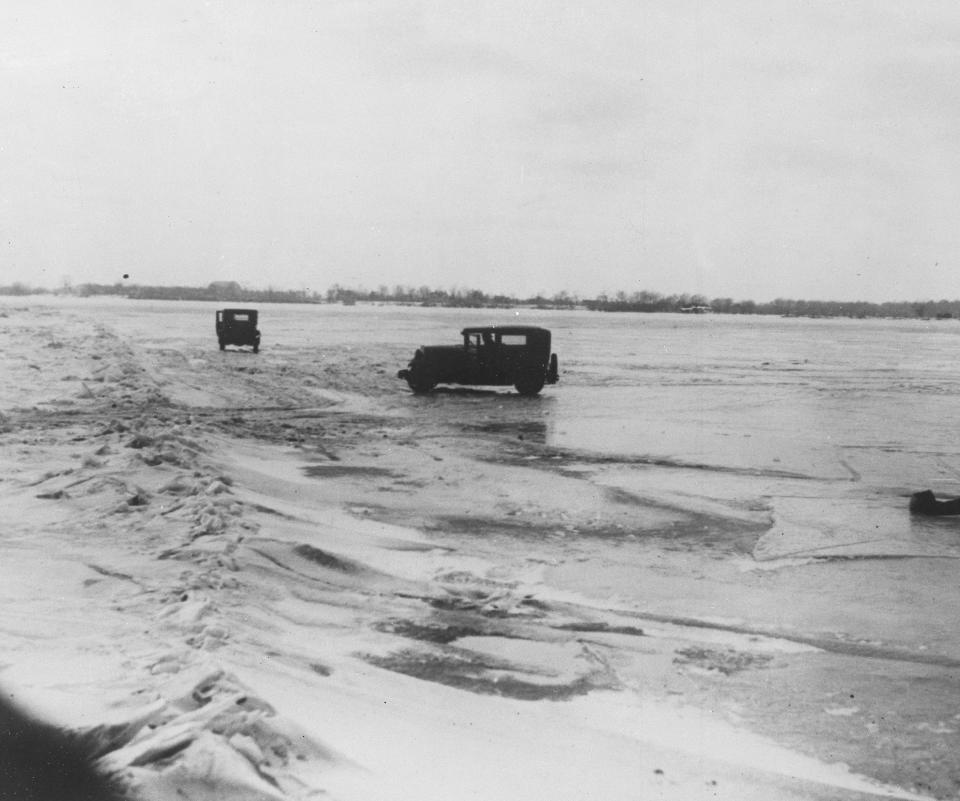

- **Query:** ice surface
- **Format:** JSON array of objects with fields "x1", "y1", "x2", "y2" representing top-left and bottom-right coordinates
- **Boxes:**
[{"x1": 0, "y1": 297, "x2": 955, "y2": 799}]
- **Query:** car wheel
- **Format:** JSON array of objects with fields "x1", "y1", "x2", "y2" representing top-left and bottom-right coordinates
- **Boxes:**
[
  {"x1": 405, "y1": 361, "x2": 436, "y2": 392},
  {"x1": 407, "y1": 372, "x2": 436, "y2": 393},
  {"x1": 404, "y1": 353, "x2": 435, "y2": 393},
  {"x1": 515, "y1": 375, "x2": 545, "y2": 396}
]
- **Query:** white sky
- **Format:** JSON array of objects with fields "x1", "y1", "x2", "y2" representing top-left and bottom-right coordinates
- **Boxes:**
[{"x1": 2, "y1": 0, "x2": 960, "y2": 301}]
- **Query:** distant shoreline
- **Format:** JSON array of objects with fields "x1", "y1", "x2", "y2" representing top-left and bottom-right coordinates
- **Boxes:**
[{"x1": 2, "y1": 282, "x2": 959, "y2": 320}]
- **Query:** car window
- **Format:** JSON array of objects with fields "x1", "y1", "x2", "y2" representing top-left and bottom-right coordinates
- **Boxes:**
[
  {"x1": 232, "y1": 314, "x2": 250, "y2": 321},
  {"x1": 500, "y1": 335, "x2": 526, "y2": 346}
]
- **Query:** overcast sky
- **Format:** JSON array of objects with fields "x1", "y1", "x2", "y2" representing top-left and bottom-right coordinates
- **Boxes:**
[{"x1": 3, "y1": 1, "x2": 959, "y2": 301}]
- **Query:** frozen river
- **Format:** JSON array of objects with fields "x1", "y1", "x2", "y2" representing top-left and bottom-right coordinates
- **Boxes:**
[{"x1": 7, "y1": 295, "x2": 960, "y2": 796}]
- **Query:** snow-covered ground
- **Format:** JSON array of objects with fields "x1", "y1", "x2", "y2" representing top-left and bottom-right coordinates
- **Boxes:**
[{"x1": 0, "y1": 297, "x2": 956, "y2": 800}]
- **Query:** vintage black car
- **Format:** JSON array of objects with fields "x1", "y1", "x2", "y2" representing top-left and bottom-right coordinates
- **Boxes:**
[
  {"x1": 216, "y1": 308, "x2": 260, "y2": 353},
  {"x1": 398, "y1": 326, "x2": 559, "y2": 395}
]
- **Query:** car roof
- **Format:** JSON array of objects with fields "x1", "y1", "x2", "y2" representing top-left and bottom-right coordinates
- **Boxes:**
[
  {"x1": 220, "y1": 308, "x2": 258, "y2": 314},
  {"x1": 460, "y1": 326, "x2": 549, "y2": 336}
]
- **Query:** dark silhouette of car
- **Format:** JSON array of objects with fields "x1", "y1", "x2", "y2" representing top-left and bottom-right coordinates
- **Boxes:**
[
  {"x1": 398, "y1": 326, "x2": 559, "y2": 395},
  {"x1": 216, "y1": 309, "x2": 260, "y2": 353}
]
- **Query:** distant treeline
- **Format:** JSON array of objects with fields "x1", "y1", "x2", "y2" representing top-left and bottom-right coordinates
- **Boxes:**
[
  {"x1": 585, "y1": 292, "x2": 960, "y2": 319},
  {"x1": 320, "y1": 286, "x2": 960, "y2": 318},
  {"x1": 3, "y1": 280, "x2": 960, "y2": 319},
  {"x1": 79, "y1": 281, "x2": 318, "y2": 304}
]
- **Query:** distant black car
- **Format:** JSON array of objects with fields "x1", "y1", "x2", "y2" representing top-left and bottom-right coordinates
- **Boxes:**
[
  {"x1": 216, "y1": 308, "x2": 260, "y2": 353},
  {"x1": 398, "y1": 326, "x2": 559, "y2": 395}
]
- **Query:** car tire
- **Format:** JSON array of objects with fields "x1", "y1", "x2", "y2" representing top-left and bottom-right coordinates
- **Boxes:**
[
  {"x1": 515, "y1": 374, "x2": 545, "y2": 396},
  {"x1": 404, "y1": 353, "x2": 435, "y2": 393},
  {"x1": 406, "y1": 361, "x2": 436, "y2": 392},
  {"x1": 407, "y1": 371, "x2": 436, "y2": 393}
]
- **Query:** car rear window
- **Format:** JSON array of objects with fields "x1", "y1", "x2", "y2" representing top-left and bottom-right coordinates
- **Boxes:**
[
  {"x1": 232, "y1": 314, "x2": 250, "y2": 321},
  {"x1": 500, "y1": 335, "x2": 527, "y2": 346}
]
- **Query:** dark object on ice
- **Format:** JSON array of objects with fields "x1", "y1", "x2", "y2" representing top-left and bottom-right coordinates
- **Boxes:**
[
  {"x1": 0, "y1": 693, "x2": 125, "y2": 801},
  {"x1": 216, "y1": 308, "x2": 260, "y2": 353},
  {"x1": 909, "y1": 490, "x2": 960, "y2": 516},
  {"x1": 397, "y1": 326, "x2": 559, "y2": 396}
]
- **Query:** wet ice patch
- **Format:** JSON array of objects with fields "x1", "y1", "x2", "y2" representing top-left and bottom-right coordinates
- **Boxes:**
[
  {"x1": 755, "y1": 495, "x2": 960, "y2": 563},
  {"x1": 361, "y1": 638, "x2": 618, "y2": 701},
  {"x1": 673, "y1": 646, "x2": 773, "y2": 676}
]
